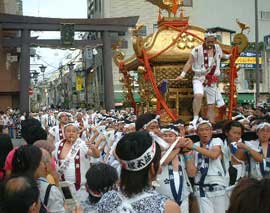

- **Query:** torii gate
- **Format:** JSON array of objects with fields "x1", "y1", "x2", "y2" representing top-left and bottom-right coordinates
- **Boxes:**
[{"x1": 0, "y1": 13, "x2": 138, "y2": 112}]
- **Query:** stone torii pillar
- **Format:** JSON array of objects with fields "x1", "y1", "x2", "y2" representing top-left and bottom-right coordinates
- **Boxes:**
[
  {"x1": 102, "y1": 31, "x2": 114, "y2": 110},
  {"x1": 20, "y1": 29, "x2": 30, "y2": 113}
]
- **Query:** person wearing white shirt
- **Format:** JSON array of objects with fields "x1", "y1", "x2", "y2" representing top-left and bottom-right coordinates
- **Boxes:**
[
  {"x1": 245, "y1": 122, "x2": 269, "y2": 179},
  {"x1": 185, "y1": 120, "x2": 227, "y2": 213},
  {"x1": 176, "y1": 32, "x2": 230, "y2": 125},
  {"x1": 36, "y1": 148, "x2": 65, "y2": 213},
  {"x1": 157, "y1": 125, "x2": 195, "y2": 213}
]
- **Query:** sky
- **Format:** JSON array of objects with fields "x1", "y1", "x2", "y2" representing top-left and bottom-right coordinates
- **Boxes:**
[{"x1": 23, "y1": 0, "x2": 87, "y2": 80}]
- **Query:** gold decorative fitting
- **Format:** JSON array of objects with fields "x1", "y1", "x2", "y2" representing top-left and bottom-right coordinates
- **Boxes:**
[
  {"x1": 187, "y1": 35, "x2": 194, "y2": 42},
  {"x1": 177, "y1": 42, "x2": 186, "y2": 49}
]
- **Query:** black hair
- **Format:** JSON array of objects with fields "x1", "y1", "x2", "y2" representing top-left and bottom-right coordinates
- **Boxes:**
[
  {"x1": 23, "y1": 126, "x2": 47, "y2": 145},
  {"x1": 0, "y1": 176, "x2": 40, "y2": 213},
  {"x1": 172, "y1": 119, "x2": 185, "y2": 126},
  {"x1": 12, "y1": 145, "x2": 42, "y2": 178},
  {"x1": 21, "y1": 118, "x2": 47, "y2": 145},
  {"x1": 228, "y1": 178, "x2": 270, "y2": 213},
  {"x1": 0, "y1": 135, "x2": 13, "y2": 169},
  {"x1": 116, "y1": 131, "x2": 161, "y2": 197},
  {"x1": 85, "y1": 163, "x2": 118, "y2": 203},
  {"x1": 223, "y1": 120, "x2": 244, "y2": 136},
  {"x1": 135, "y1": 113, "x2": 159, "y2": 131}
]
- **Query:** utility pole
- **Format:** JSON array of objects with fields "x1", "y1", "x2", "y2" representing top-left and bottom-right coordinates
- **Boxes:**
[{"x1": 255, "y1": 0, "x2": 260, "y2": 106}]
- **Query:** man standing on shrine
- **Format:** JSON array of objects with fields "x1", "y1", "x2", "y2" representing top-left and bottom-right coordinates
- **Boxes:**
[{"x1": 176, "y1": 31, "x2": 230, "y2": 126}]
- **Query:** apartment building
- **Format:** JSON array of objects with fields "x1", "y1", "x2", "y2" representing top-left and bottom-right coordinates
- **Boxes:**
[{"x1": 0, "y1": 0, "x2": 23, "y2": 111}]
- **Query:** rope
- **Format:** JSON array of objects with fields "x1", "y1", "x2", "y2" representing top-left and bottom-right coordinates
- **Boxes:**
[
  {"x1": 142, "y1": 49, "x2": 177, "y2": 121},
  {"x1": 228, "y1": 46, "x2": 239, "y2": 120},
  {"x1": 119, "y1": 62, "x2": 137, "y2": 114}
]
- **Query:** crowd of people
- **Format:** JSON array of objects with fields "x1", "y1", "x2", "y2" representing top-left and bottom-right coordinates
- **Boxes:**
[{"x1": 0, "y1": 104, "x2": 270, "y2": 213}]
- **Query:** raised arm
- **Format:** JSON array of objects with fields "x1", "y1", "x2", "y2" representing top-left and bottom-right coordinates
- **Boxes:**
[{"x1": 175, "y1": 54, "x2": 194, "y2": 80}]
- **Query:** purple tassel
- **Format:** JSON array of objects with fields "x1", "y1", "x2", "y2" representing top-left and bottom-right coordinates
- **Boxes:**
[{"x1": 159, "y1": 80, "x2": 168, "y2": 94}]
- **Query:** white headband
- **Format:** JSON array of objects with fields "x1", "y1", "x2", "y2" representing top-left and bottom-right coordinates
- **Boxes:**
[
  {"x1": 232, "y1": 114, "x2": 244, "y2": 121},
  {"x1": 196, "y1": 119, "x2": 212, "y2": 129},
  {"x1": 149, "y1": 132, "x2": 169, "y2": 150},
  {"x1": 205, "y1": 32, "x2": 217, "y2": 38},
  {"x1": 57, "y1": 112, "x2": 67, "y2": 120},
  {"x1": 120, "y1": 142, "x2": 156, "y2": 171},
  {"x1": 256, "y1": 122, "x2": 270, "y2": 131},
  {"x1": 124, "y1": 123, "x2": 135, "y2": 129},
  {"x1": 173, "y1": 123, "x2": 184, "y2": 127},
  {"x1": 161, "y1": 128, "x2": 179, "y2": 136},
  {"x1": 63, "y1": 123, "x2": 79, "y2": 130},
  {"x1": 143, "y1": 115, "x2": 160, "y2": 129}
]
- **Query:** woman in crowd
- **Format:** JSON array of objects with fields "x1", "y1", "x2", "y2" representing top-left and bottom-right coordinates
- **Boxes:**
[{"x1": 97, "y1": 131, "x2": 180, "y2": 212}]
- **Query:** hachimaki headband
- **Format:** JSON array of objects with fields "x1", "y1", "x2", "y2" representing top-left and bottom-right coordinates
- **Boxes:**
[
  {"x1": 196, "y1": 119, "x2": 212, "y2": 129},
  {"x1": 205, "y1": 32, "x2": 217, "y2": 38},
  {"x1": 161, "y1": 127, "x2": 179, "y2": 136},
  {"x1": 63, "y1": 123, "x2": 79, "y2": 130},
  {"x1": 143, "y1": 115, "x2": 160, "y2": 129},
  {"x1": 120, "y1": 132, "x2": 169, "y2": 171},
  {"x1": 256, "y1": 122, "x2": 270, "y2": 131}
]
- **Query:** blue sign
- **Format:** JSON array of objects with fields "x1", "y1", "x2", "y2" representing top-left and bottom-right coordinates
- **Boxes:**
[
  {"x1": 238, "y1": 64, "x2": 262, "y2": 69},
  {"x1": 240, "y1": 50, "x2": 262, "y2": 57}
]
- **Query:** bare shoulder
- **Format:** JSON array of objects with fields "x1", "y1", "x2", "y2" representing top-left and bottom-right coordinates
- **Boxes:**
[{"x1": 164, "y1": 200, "x2": 181, "y2": 213}]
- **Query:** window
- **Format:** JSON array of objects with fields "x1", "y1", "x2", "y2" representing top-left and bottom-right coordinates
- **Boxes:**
[
  {"x1": 244, "y1": 69, "x2": 262, "y2": 84},
  {"x1": 183, "y1": 0, "x2": 193, "y2": 7},
  {"x1": 121, "y1": 39, "x2": 128, "y2": 49},
  {"x1": 138, "y1": 26, "x2": 147, "y2": 36},
  {"x1": 153, "y1": 24, "x2": 158, "y2": 33},
  {"x1": 216, "y1": 34, "x2": 222, "y2": 42},
  {"x1": 118, "y1": 32, "x2": 126, "y2": 36},
  {"x1": 99, "y1": 0, "x2": 102, "y2": 13},
  {"x1": 261, "y1": 11, "x2": 270, "y2": 20},
  {"x1": 94, "y1": 0, "x2": 98, "y2": 12}
]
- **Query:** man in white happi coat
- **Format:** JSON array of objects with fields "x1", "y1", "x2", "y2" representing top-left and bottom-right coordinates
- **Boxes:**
[
  {"x1": 49, "y1": 112, "x2": 69, "y2": 143},
  {"x1": 176, "y1": 31, "x2": 230, "y2": 125},
  {"x1": 157, "y1": 125, "x2": 195, "y2": 213},
  {"x1": 54, "y1": 123, "x2": 100, "y2": 201},
  {"x1": 185, "y1": 120, "x2": 227, "y2": 213}
]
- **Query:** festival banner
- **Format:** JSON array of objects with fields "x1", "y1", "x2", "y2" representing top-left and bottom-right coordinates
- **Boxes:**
[{"x1": 76, "y1": 76, "x2": 83, "y2": 91}]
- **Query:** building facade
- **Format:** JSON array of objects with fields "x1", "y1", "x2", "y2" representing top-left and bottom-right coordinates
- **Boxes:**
[
  {"x1": 0, "y1": 0, "x2": 23, "y2": 111},
  {"x1": 87, "y1": 0, "x2": 270, "y2": 105}
]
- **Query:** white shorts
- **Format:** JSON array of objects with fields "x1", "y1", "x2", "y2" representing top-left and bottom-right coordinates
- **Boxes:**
[
  {"x1": 193, "y1": 79, "x2": 204, "y2": 95},
  {"x1": 192, "y1": 80, "x2": 225, "y2": 107}
]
